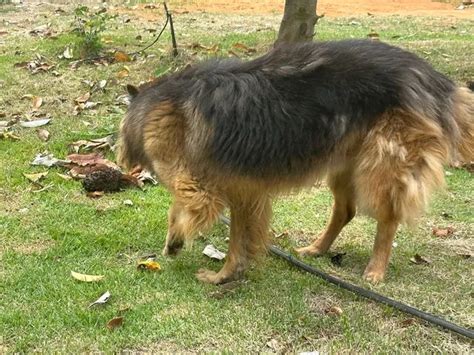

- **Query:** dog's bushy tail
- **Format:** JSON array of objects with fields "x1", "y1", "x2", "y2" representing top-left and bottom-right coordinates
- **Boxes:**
[{"x1": 452, "y1": 86, "x2": 474, "y2": 162}]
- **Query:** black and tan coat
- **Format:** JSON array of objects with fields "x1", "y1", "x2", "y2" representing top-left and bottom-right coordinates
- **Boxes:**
[{"x1": 118, "y1": 39, "x2": 474, "y2": 284}]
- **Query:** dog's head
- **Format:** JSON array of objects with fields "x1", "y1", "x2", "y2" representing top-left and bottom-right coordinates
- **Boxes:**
[
  {"x1": 116, "y1": 84, "x2": 149, "y2": 172},
  {"x1": 117, "y1": 82, "x2": 224, "y2": 256},
  {"x1": 162, "y1": 173, "x2": 226, "y2": 256}
]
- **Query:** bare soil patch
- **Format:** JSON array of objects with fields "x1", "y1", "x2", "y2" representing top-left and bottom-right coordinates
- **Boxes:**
[{"x1": 122, "y1": 0, "x2": 473, "y2": 18}]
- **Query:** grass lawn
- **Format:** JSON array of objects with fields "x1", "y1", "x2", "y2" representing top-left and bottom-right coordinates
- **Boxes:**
[{"x1": 0, "y1": 3, "x2": 473, "y2": 353}]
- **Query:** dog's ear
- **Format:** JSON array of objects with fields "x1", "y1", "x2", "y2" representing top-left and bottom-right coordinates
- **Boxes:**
[{"x1": 126, "y1": 84, "x2": 140, "y2": 98}]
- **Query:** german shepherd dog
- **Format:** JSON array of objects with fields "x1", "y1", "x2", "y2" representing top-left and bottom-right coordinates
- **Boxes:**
[{"x1": 118, "y1": 40, "x2": 474, "y2": 284}]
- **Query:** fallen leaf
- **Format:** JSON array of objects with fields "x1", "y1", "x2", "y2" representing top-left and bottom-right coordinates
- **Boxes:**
[
  {"x1": 129, "y1": 166, "x2": 158, "y2": 185},
  {"x1": 15, "y1": 55, "x2": 55, "y2": 74},
  {"x1": 98, "y1": 79, "x2": 107, "y2": 90},
  {"x1": 325, "y1": 306, "x2": 343, "y2": 316},
  {"x1": 367, "y1": 32, "x2": 380, "y2": 39},
  {"x1": 74, "y1": 92, "x2": 91, "y2": 104},
  {"x1": 82, "y1": 79, "x2": 95, "y2": 88},
  {"x1": 209, "y1": 280, "x2": 243, "y2": 299},
  {"x1": 86, "y1": 191, "x2": 105, "y2": 198},
  {"x1": 410, "y1": 254, "x2": 432, "y2": 265},
  {"x1": 57, "y1": 172, "x2": 72, "y2": 180},
  {"x1": 202, "y1": 244, "x2": 226, "y2": 260},
  {"x1": 0, "y1": 131, "x2": 20, "y2": 140},
  {"x1": 118, "y1": 305, "x2": 132, "y2": 314},
  {"x1": 400, "y1": 318, "x2": 416, "y2": 327},
  {"x1": 89, "y1": 291, "x2": 111, "y2": 307},
  {"x1": 330, "y1": 252, "x2": 346, "y2": 267},
  {"x1": 106, "y1": 317, "x2": 123, "y2": 330},
  {"x1": 32, "y1": 96, "x2": 43, "y2": 110},
  {"x1": 117, "y1": 69, "x2": 129, "y2": 79},
  {"x1": 232, "y1": 42, "x2": 256, "y2": 54},
  {"x1": 123, "y1": 173, "x2": 145, "y2": 189},
  {"x1": 23, "y1": 171, "x2": 48, "y2": 183},
  {"x1": 137, "y1": 260, "x2": 161, "y2": 271},
  {"x1": 20, "y1": 119, "x2": 51, "y2": 128},
  {"x1": 432, "y1": 227, "x2": 455, "y2": 238},
  {"x1": 266, "y1": 339, "x2": 281, "y2": 351},
  {"x1": 71, "y1": 271, "x2": 104, "y2": 282},
  {"x1": 274, "y1": 231, "x2": 289, "y2": 238},
  {"x1": 14, "y1": 61, "x2": 30, "y2": 69},
  {"x1": 37, "y1": 128, "x2": 50, "y2": 141},
  {"x1": 228, "y1": 50, "x2": 240, "y2": 58},
  {"x1": 456, "y1": 252, "x2": 472, "y2": 259},
  {"x1": 69, "y1": 135, "x2": 114, "y2": 153},
  {"x1": 451, "y1": 160, "x2": 474, "y2": 173},
  {"x1": 31, "y1": 183, "x2": 53, "y2": 193},
  {"x1": 29, "y1": 24, "x2": 49, "y2": 36},
  {"x1": 66, "y1": 153, "x2": 119, "y2": 169},
  {"x1": 84, "y1": 101, "x2": 99, "y2": 109},
  {"x1": 190, "y1": 43, "x2": 220, "y2": 54},
  {"x1": 114, "y1": 51, "x2": 131, "y2": 62}
]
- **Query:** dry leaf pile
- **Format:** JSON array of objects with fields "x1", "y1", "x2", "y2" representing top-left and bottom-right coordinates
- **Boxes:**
[
  {"x1": 29, "y1": 24, "x2": 57, "y2": 38},
  {"x1": 14, "y1": 54, "x2": 55, "y2": 74}
]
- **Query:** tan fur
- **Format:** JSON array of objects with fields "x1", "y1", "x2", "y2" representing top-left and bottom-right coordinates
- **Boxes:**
[
  {"x1": 355, "y1": 110, "x2": 449, "y2": 226},
  {"x1": 452, "y1": 87, "x2": 474, "y2": 161},
  {"x1": 118, "y1": 88, "x2": 473, "y2": 284}
]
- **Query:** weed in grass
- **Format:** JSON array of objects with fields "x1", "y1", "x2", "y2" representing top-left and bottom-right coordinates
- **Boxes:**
[{"x1": 71, "y1": 6, "x2": 116, "y2": 58}]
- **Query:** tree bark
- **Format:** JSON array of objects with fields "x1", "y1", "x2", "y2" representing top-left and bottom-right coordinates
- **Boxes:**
[{"x1": 276, "y1": 0, "x2": 319, "y2": 45}]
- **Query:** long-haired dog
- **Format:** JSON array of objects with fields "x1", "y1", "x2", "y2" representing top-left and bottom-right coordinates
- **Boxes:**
[{"x1": 118, "y1": 40, "x2": 474, "y2": 284}]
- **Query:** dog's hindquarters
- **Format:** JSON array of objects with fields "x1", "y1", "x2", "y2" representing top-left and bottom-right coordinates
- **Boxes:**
[
  {"x1": 452, "y1": 87, "x2": 474, "y2": 162},
  {"x1": 353, "y1": 109, "x2": 450, "y2": 281}
]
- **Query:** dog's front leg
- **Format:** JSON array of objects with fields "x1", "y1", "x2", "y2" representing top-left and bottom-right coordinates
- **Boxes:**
[{"x1": 196, "y1": 195, "x2": 271, "y2": 284}]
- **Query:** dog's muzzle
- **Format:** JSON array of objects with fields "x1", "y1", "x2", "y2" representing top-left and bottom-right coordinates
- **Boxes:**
[{"x1": 162, "y1": 239, "x2": 184, "y2": 256}]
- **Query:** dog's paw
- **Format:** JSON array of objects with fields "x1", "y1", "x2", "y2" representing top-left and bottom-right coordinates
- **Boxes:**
[
  {"x1": 363, "y1": 267, "x2": 385, "y2": 284},
  {"x1": 295, "y1": 245, "x2": 325, "y2": 257},
  {"x1": 196, "y1": 268, "x2": 229, "y2": 285}
]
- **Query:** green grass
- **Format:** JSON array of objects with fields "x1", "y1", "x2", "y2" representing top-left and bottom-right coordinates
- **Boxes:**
[{"x1": 1, "y1": 5, "x2": 473, "y2": 353}]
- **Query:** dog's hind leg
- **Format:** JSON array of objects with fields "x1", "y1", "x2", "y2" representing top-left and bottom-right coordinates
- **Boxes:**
[
  {"x1": 296, "y1": 171, "x2": 356, "y2": 256},
  {"x1": 355, "y1": 110, "x2": 449, "y2": 283},
  {"x1": 363, "y1": 219, "x2": 399, "y2": 283},
  {"x1": 196, "y1": 193, "x2": 271, "y2": 284}
]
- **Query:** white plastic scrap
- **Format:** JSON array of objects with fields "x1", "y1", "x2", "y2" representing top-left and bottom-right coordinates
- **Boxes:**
[
  {"x1": 89, "y1": 291, "x2": 111, "y2": 308},
  {"x1": 202, "y1": 244, "x2": 226, "y2": 260},
  {"x1": 31, "y1": 153, "x2": 59, "y2": 167}
]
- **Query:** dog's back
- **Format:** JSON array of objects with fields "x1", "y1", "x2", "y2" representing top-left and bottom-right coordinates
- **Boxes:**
[{"x1": 122, "y1": 40, "x2": 464, "y2": 178}]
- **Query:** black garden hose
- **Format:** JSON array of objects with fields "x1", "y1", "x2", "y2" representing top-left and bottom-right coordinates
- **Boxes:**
[{"x1": 219, "y1": 215, "x2": 474, "y2": 339}]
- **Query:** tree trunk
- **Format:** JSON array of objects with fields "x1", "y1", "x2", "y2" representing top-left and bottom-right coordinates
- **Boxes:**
[{"x1": 276, "y1": 0, "x2": 319, "y2": 45}]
